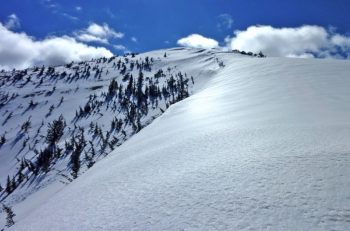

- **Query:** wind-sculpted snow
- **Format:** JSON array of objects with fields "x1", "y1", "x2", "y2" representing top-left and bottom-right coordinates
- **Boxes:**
[{"x1": 4, "y1": 49, "x2": 350, "y2": 230}]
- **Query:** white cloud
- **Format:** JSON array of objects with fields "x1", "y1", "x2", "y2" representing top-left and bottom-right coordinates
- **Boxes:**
[
  {"x1": 113, "y1": 45, "x2": 130, "y2": 54},
  {"x1": 75, "y1": 6, "x2": 82, "y2": 11},
  {"x1": 75, "y1": 23, "x2": 124, "y2": 44},
  {"x1": 105, "y1": 8, "x2": 116, "y2": 19},
  {"x1": 0, "y1": 23, "x2": 113, "y2": 70},
  {"x1": 76, "y1": 33, "x2": 109, "y2": 44},
  {"x1": 177, "y1": 34, "x2": 219, "y2": 49},
  {"x1": 131, "y1": 36, "x2": 138, "y2": 43},
  {"x1": 5, "y1": 14, "x2": 20, "y2": 29},
  {"x1": 41, "y1": 0, "x2": 59, "y2": 11},
  {"x1": 113, "y1": 45, "x2": 126, "y2": 50},
  {"x1": 62, "y1": 13, "x2": 79, "y2": 21},
  {"x1": 217, "y1": 14, "x2": 233, "y2": 30},
  {"x1": 228, "y1": 25, "x2": 350, "y2": 58},
  {"x1": 331, "y1": 34, "x2": 350, "y2": 48}
]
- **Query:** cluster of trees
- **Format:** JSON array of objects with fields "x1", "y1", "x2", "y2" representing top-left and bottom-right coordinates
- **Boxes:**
[
  {"x1": 0, "y1": 115, "x2": 67, "y2": 198},
  {"x1": 70, "y1": 57, "x2": 192, "y2": 179},
  {"x1": 232, "y1": 49, "x2": 266, "y2": 57},
  {"x1": 0, "y1": 92, "x2": 18, "y2": 109},
  {"x1": 0, "y1": 53, "x2": 194, "y2": 200},
  {"x1": 75, "y1": 68, "x2": 191, "y2": 130}
]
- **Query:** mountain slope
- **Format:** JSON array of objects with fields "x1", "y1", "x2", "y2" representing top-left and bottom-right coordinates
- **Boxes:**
[
  {"x1": 0, "y1": 47, "x2": 220, "y2": 227},
  {"x1": 6, "y1": 49, "x2": 350, "y2": 230}
]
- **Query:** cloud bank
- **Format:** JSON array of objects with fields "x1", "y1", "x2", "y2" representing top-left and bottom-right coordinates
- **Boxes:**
[
  {"x1": 177, "y1": 25, "x2": 350, "y2": 59},
  {"x1": 228, "y1": 25, "x2": 350, "y2": 58},
  {"x1": 177, "y1": 34, "x2": 219, "y2": 49},
  {"x1": 0, "y1": 23, "x2": 113, "y2": 70}
]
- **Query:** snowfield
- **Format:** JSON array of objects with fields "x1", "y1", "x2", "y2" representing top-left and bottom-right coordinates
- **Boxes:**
[{"x1": 4, "y1": 48, "x2": 350, "y2": 230}]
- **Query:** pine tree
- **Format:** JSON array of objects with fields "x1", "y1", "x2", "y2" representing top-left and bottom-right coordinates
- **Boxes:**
[
  {"x1": 258, "y1": 51, "x2": 266, "y2": 58},
  {"x1": 136, "y1": 116, "x2": 142, "y2": 132},
  {"x1": 11, "y1": 177, "x2": 16, "y2": 193},
  {"x1": 85, "y1": 142, "x2": 96, "y2": 169},
  {"x1": 136, "y1": 70, "x2": 144, "y2": 107},
  {"x1": 70, "y1": 129, "x2": 86, "y2": 179},
  {"x1": 21, "y1": 118, "x2": 31, "y2": 133},
  {"x1": 108, "y1": 79, "x2": 118, "y2": 97},
  {"x1": 126, "y1": 76, "x2": 134, "y2": 96},
  {"x1": 2, "y1": 204, "x2": 16, "y2": 228},
  {"x1": 5, "y1": 176, "x2": 12, "y2": 194},
  {"x1": 0, "y1": 134, "x2": 5, "y2": 147},
  {"x1": 46, "y1": 115, "x2": 66, "y2": 145},
  {"x1": 36, "y1": 148, "x2": 53, "y2": 172},
  {"x1": 17, "y1": 171, "x2": 24, "y2": 184}
]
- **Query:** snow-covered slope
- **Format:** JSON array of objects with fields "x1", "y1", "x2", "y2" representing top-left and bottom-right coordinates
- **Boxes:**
[
  {"x1": 5, "y1": 49, "x2": 350, "y2": 230},
  {"x1": 0, "y1": 47, "x2": 220, "y2": 227}
]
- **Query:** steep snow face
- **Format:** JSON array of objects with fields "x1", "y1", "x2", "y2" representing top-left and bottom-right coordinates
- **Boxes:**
[{"x1": 9, "y1": 51, "x2": 350, "y2": 230}]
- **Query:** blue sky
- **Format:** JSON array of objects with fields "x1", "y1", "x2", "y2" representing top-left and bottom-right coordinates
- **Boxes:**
[{"x1": 1, "y1": 0, "x2": 350, "y2": 69}]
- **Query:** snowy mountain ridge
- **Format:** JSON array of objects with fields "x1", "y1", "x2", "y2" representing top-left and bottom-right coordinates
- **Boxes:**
[
  {"x1": 0, "y1": 47, "x2": 221, "y2": 213},
  {"x1": 1, "y1": 47, "x2": 350, "y2": 230}
]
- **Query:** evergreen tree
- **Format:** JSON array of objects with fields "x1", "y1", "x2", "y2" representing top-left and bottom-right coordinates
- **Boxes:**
[
  {"x1": 11, "y1": 176, "x2": 16, "y2": 194},
  {"x1": 17, "y1": 171, "x2": 24, "y2": 184},
  {"x1": 126, "y1": 76, "x2": 134, "y2": 96},
  {"x1": 136, "y1": 70, "x2": 145, "y2": 107},
  {"x1": 46, "y1": 115, "x2": 66, "y2": 145},
  {"x1": 108, "y1": 79, "x2": 118, "y2": 97},
  {"x1": 0, "y1": 134, "x2": 5, "y2": 147},
  {"x1": 21, "y1": 118, "x2": 31, "y2": 133},
  {"x1": 5, "y1": 176, "x2": 12, "y2": 194},
  {"x1": 86, "y1": 141, "x2": 96, "y2": 168},
  {"x1": 36, "y1": 148, "x2": 53, "y2": 172},
  {"x1": 258, "y1": 51, "x2": 266, "y2": 58},
  {"x1": 70, "y1": 129, "x2": 86, "y2": 178},
  {"x1": 2, "y1": 204, "x2": 16, "y2": 228}
]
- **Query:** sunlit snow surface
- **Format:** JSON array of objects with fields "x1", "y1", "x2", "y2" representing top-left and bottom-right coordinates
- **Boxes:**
[{"x1": 9, "y1": 48, "x2": 350, "y2": 230}]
